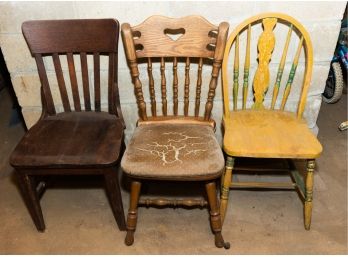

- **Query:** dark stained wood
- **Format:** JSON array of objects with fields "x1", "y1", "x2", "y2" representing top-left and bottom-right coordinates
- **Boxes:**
[
  {"x1": 80, "y1": 52, "x2": 91, "y2": 111},
  {"x1": 12, "y1": 19, "x2": 126, "y2": 232},
  {"x1": 67, "y1": 52, "x2": 81, "y2": 111},
  {"x1": 53, "y1": 53, "x2": 71, "y2": 112},
  {"x1": 34, "y1": 54, "x2": 55, "y2": 115},
  {"x1": 93, "y1": 52, "x2": 101, "y2": 112},
  {"x1": 121, "y1": 16, "x2": 229, "y2": 248}
]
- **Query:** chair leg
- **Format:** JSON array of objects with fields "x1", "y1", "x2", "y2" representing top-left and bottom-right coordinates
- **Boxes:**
[
  {"x1": 125, "y1": 180, "x2": 141, "y2": 246},
  {"x1": 220, "y1": 156, "x2": 234, "y2": 224},
  {"x1": 304, "y1": 159, "x2": 315, "y2": 230},
  {"x1": 206, "y1": 181, "x2": 230, "y2": 249},
  {"x1": 16, "y1": 171, "x2": 45, "y2": 231},
  {"x1": 104, "y1": 170, "x2": 126, "y2": 231}
]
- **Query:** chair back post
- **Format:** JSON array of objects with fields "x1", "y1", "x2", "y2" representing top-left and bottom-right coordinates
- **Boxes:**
[{"x1": 222, "y1": 13, "x2": 313, "y2": 118}]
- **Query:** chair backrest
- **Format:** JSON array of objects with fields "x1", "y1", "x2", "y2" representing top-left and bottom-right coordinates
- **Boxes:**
[
  {"x1": 121, "y1": 15, "x2": 229, "y2": 125},
  {"x1": 22, "y1": 19, "x2": 123, "y2": 120},
  {"x1": 222, "y1": 13, "x2": 313, "y2": 118}
]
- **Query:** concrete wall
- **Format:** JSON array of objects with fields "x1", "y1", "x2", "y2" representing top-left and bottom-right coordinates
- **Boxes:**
[{"x1": 0, "y1": 1, "x2": 345, "y2": 143}]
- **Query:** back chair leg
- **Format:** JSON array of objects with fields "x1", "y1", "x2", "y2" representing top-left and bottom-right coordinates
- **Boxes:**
[
  {"x1": 104, "y1": 169, "x2": 126, "y2": 231},
  {"x1": 125, "y1": 180, "x2": 141, "y2": 246},
  {"x1": 206, "y1": 181, "x2": 230, "y2": 249},
  {"x1": 304, "y1": 159, "x2": 315, "y2": 230},
  {"x1": 16, "y1": 171, "x2": 45, "y2": 231},
  {"x1": 220, "y1": 156, "x2": 234, "y2": 224}
]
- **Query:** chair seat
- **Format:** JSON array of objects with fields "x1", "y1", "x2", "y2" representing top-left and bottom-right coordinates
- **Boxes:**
[
  {"x1": 121, "y1": 123, "x2": 225, "y2": 180},
  {"x1": 10, "y1": 112, "x2": 124, "y2": 168},
  {"x1": 223, "y1": 110, "x2": 323, "y2": 159}
]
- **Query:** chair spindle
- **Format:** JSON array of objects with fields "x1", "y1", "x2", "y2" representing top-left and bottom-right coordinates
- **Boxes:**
[
  {"x1": 53, "y1": 53, "x2": 71, "y2": 112},
  {"x1": 242, "y1": 25, "x2": 251, "y2": 110},
  {"x1": 173, "y1": 57, "x2": 178, "y2": 115},
  {"x1": 233, "y1": 34, "x2": 240, "y2": 110},
  {"x1": 147, "y1": 58, "x2": 156, "y2": 116},
  {"x1": 80, "y1": 52, "x2": 91, "y2": 111},
  {"x1": 280, "y1": 36, "x2": 303, "y2": 110},
  {"x1": 271, "y1": 25, "x2": 293, "y2": 110},
  {"x1": 195, "y1": 57, "x2": 203, "y2": 117},
  {"x1": 184, "y1": 57, "x2": 190, "y2": 116},
  {"x1": 160, "y1": 57, "x2": 167, "y2": 116},
  {"x1": 108, "y1": 53, "x2": 115, "y2": 114},
  {"x1": 67, "y1": 53, "x2": 81, "y2": 111}
]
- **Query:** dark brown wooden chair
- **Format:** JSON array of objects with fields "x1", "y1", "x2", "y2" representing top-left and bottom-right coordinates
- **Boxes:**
[
  {"x1": 9, "y1": 19, "x2": 126, "y2": 232},
  {"x1": 121, "y1": 15, "x2": 229, "y2": 248}
]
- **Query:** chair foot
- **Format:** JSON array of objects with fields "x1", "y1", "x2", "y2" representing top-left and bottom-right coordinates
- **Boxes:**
[
  {"x1": 304, "y1": 159, "x2": 315, "y2": 230},
  {"x1": 125, "y1": 230, "x2": 135, "y2": 246},
  {"x1": 214, "y1": 232, "x2": 230, "y2": 249}
]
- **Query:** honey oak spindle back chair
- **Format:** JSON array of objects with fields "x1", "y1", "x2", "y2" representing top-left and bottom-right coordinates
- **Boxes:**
[
  {"x1": 220, "y1": 13, "x2": 323, "y2": 229},
  {"x1": 121, "y1": 15, "x2": 229, "y2": 248},
  {"x1": 10, "y1": 19, "x2": 126, "y2": 232}
]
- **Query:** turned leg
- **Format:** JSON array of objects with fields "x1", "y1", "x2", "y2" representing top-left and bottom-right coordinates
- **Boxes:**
[
  {"x1": 16, "y1": 171, "x2": 45, "y2": 231},
  {"x1": 206, "y1": 181, "x2": 230, "y2": 249},
  {"x1": 220, "y1": 156, "x2": 234, "y2": 224},
  {"x1": 125, "y1": 180, "x2": 141, "y2": 246},
  {"x1": 104, "y1": 169, "x2": 126, "y2": 231},
  {"x1": 304, "y1": 159, "x2": 315, "y2": 230}
]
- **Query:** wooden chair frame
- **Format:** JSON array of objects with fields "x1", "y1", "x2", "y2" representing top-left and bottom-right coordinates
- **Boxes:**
[
  {"x1": 121, "y1": 15, "x2": 230, "y2": 248},
  {"x1": 10, "y1": 19, "x2": 126, "y2": 232},
  {"x1": 220, "y1": 13, "x2": 322, "y2": 230}
]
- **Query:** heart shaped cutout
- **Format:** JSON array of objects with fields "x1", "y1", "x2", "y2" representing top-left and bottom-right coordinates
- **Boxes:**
[{"x1": 164, "y1": 28, "x2": 185, "y2": 41}]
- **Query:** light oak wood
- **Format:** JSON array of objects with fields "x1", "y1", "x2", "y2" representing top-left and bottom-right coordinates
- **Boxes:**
[
  {"x1": 121, "y1": 15, "x2": 229, "y2": 248},
  {"x1": 223, "y1": 110, "x2": 322, "y2": 158}
]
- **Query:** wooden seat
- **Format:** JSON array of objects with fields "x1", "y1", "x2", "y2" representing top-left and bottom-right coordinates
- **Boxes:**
[
  {"x1": 121, "y1": 123, "x2": 224, "y2": 180},
  {"x1": 10, "y1": 112, "x2": 124, "y2": 168},
  {"x1": 10, "y1": 19, "x2": 126, "y2": 232},
  {"x1": 121, "y1": 15, "x2": 230, "y2": 248},
  {"x1": 220, "y1": 13, "x2": 323, "y2": 231},
  {"x1": 223, "y1": 110, "x2": 322, "y2": 158}
]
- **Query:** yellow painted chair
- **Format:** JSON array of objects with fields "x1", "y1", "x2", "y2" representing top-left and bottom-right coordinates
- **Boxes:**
[{"x1": 220, "y1": 13, "x2": 322, "y2": 230}]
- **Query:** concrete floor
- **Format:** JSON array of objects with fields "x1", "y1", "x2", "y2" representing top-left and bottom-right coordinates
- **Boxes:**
[{"x1": 0, "y1": 87, "x2": 346, "y2": 254}]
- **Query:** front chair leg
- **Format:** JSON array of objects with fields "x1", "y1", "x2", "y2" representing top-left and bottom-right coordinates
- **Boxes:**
[
  {"x1": 206, "y1": 181, "x2": 230, "y2": 249},
  {"x1": 125, "y1": 180, "x2": 141, "y2": 246},
  {"x1": 220, "y1": 156, "x2": 234, "y2": 224},
  {"x1": 104, "y1": 169, "x2": 126, "y2": 231},
  {"x1": 16, "y1": 171, "x2": 45, "y2": 231},
  {"x1": 305, "y1": 159, "x2": 315, "y2": 230}
]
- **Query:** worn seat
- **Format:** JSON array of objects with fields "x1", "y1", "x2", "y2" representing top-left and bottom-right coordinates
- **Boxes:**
[
  {"x1": 122, "y1": 123, "x2": 224, "y2": 180},
  {"x1": 223, "y1": 110, "x2": 322, "y2": 158},
  {"x1": 10, "y1": 112, "x2": 124, "y2": 168}
]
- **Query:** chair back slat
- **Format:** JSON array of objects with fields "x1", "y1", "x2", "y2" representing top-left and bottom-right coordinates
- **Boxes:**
[
  {"x1": 252, "y1": 18, "x2": 277, "y2": 109},
  {"x1": 67, "y1": 53, "x2": 81, "y2": 111},
  {"x1": 160, "y1": 57, "x2": 167, "y2": 116},
  {"x1": 147, "y1": 58, "x2": 156, "y2": 116},
  {"x1": 52, "y1": 53, "x2": 71, "y2": 112},
  {"x1": 242, "y1": 25, "x2": 251, "y2": 110},
  {"x1": 22, "y1": 19, "x2": 123, "y2": 119},
  {"x1": 35, "y1": 54, "x2": 56, "y2": 115},
  {"x1": 121, "y1": 16, "x2": 229, "y2": 122},
  {"x1": 184, "y1": 57, "x2": 190, "y2": 116},
  {"x1": 280, "y1": 36, "x2": 303, "y2": 110},
  {"x1": 271, "y1": 25, "x2": 292, "y2": 109},
  {"x1": 80, "y1": 52, "x2": 91, "y2": 111},
  {"x1": 232, "y1": 34, "x2": 240, "y2": 110},
  {"x1": 195, "y1": 57, "x2": 203, "y2": 117},
  {"x1": 93, "y1": 52, "x2": 101, "y2": 112},
  {"x1": 173, "y1": 57, "x2": 179, "y2": 115}
]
